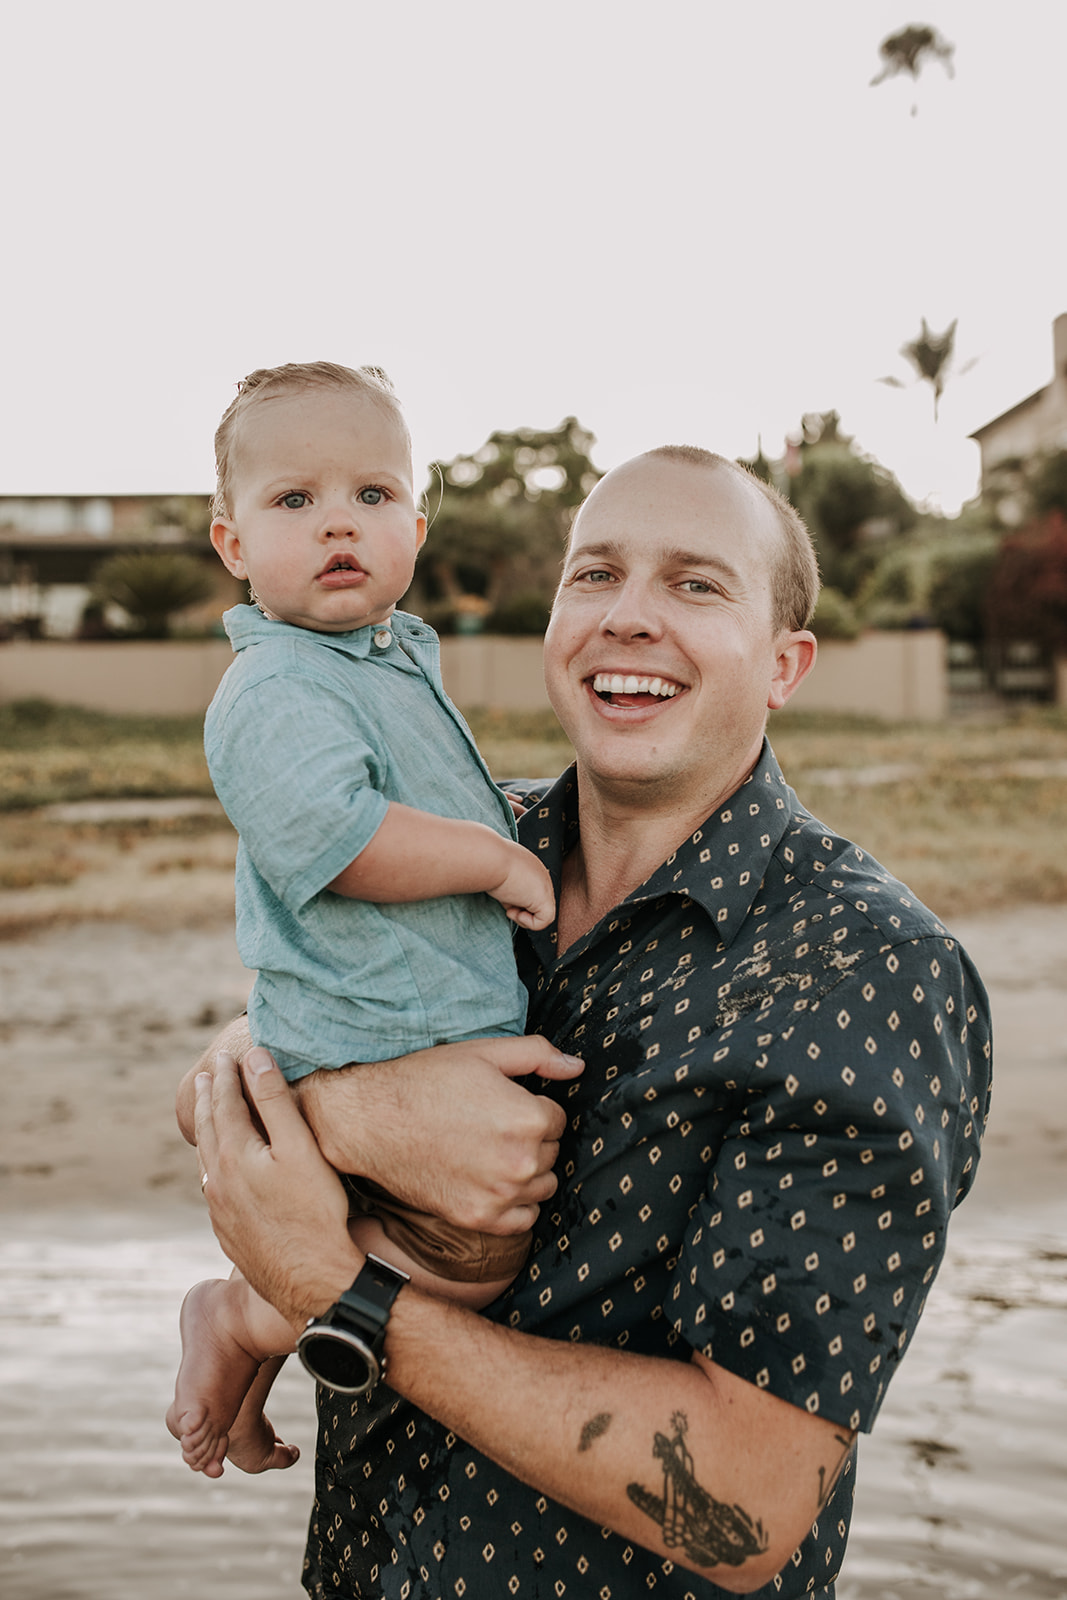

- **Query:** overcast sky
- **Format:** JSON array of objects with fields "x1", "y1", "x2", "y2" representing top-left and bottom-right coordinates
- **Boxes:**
[{"x1": 1, "y1": 1, "x2": 1063, "y2": 511}]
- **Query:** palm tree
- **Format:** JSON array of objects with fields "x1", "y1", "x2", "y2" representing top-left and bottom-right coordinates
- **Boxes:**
[
  {"x1": 870, "y1": 24, "x2": 955, "y2": 87},
  {"x1": 92, "y1": 550, "x2": 215, "y2": 638},
  {"x1": 880, "y1": 318, "x2": 976, "y2": 421}
]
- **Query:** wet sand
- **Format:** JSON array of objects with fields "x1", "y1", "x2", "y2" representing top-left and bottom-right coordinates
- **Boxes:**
[{"x1": 1, "y1": 907, "x2": 1065, "y2": 1599}]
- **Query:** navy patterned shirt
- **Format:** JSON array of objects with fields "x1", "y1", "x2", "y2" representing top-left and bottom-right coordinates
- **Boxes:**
[{"x1": 303, "y1": 743, "x2": 992, "y2": 1600}]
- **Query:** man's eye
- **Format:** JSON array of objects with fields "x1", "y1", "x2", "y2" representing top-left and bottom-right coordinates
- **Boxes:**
[
  {"x1": 281, "y1": 492, "x2": 308, "y2": 510},
  {"x1": 680, "y1": 578, "x2": 715, "y2": 595},
  {"x1": 577, "y1": 568, "x2": 614, "y2": 584},
  {"x1": 359, "y1": 486, "x2": 385, "y2": 505}
]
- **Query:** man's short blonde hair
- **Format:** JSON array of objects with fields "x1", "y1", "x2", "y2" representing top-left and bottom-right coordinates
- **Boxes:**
[
  {"x1": 212, "y1": 362, "x2": 409, "y2": 519},
  {"x1": 645, "y1": 445, "x2": 821, "y2": 632}
]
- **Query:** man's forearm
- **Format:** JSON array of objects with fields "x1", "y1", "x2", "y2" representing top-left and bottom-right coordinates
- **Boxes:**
[
  {"x1": 195, "y1": 1052, "x2": 850, "y2": 1592},
  {"x1": 378, "y1": 1287, "x2": 851, "y2": 1592}
]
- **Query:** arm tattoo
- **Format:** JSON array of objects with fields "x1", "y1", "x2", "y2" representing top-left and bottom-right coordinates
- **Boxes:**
[
  {"x1": 626, "y1": 1412, "x2": 768, "y2": 1569},
  {"x1": 578, "y1": 1412, "x2": 612, "y2": 1452},
  {"x1": 817, "y1": 1433, "x2": 854, "y2": 1510}
]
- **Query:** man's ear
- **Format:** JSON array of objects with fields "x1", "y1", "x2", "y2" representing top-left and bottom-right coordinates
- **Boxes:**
[
  {"x1": 767, "y1": 630, "x2": 817, "y2": 711},
  {"x1": 210, "y1": 518, "x2": 247, "y2": 580}
]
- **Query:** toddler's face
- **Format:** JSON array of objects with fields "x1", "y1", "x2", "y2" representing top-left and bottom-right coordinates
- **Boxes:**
[{"x1": 211, "y1": 387, "x2": 426, "y2": 633}]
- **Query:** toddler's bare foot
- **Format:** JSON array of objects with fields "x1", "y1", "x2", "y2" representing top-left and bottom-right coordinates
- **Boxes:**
[
  {"x1": 224, "y1": 1379, "x2": 300, "y2": 1475},
  {"x1": 166, "y1": 1279, "x2": 293, "y2": 1477}
]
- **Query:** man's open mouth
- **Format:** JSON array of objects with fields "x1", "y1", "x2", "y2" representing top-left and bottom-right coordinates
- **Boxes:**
[{"x1": 591, "y1": 673, "x2": 683, "y2": 705}]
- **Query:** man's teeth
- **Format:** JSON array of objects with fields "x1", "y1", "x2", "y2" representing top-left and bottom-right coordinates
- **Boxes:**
[{"x1": 592, "y1": 673, "x2": 679, "y2": 698}]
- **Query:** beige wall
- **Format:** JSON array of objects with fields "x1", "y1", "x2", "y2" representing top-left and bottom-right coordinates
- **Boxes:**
[
  {"x1": 0, "y1": 630, "x2": 950, "y2": 720},
  {"x1": 786, "y1": 629, "x2": 947, "y2": 721},
  {"x1": 0, "y1": 640, "x2": 235, "y2": 715},
  {"x1": 438, "y1": 636, "x2": 549, "y2": 711}
]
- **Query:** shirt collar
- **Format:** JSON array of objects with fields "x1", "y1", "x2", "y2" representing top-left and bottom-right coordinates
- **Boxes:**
[
  {"x1": 222, "y1": 604, "x2": 432, "y2": 661},
  {"x1": 637, "y1": 741, "x2": 798, "y2": 946},
  {"x1": 518, "y1": 740, "x2": 799, "y2": 959}
]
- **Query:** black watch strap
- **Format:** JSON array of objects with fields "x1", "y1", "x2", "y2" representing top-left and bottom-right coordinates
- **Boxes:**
[
  {"x1": 296, "y1": 1254, "x2": 410, "y2": 1395},
  {"x1": 337, "y1": 1253, "x2": 410, "y2": 1328}
]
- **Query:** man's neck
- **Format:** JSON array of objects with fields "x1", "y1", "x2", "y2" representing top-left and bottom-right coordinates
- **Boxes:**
[{"x1": 555, "y1": 758, "x2": 760, "y2": 955}]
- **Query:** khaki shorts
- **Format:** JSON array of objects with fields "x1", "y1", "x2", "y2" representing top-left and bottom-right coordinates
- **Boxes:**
[{"x1": 346, "y1": 1175, "x2": 532, "y2": 1284}]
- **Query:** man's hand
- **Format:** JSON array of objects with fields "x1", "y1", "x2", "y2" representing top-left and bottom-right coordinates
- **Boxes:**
[
  {"x1": 487, "y1": 838, "x2": 555, "y2": 930},
  {"x1": 295, "y1": 1036, "x2": 583, "y2": 1236},
  {"x1": 177, "y1": 1015, "x2": 254, "y2": 1143},
  {"x1": 196, "y1": 1050, "x2": 360, "y2": 1332}
]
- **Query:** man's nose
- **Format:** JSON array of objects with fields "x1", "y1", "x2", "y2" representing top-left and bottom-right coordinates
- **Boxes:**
[{"x1": 599, "y1": 579, "x2": 662, "y2": 639}]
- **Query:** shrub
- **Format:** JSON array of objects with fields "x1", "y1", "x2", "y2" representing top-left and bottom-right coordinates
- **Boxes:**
[
  {"x1": 986, "y1": 511, "x2": 1067, "y2": 654},
  {"x1": 926, "y1": 536, "x2": 1000, "y2": 642},
  {"x1": 810, "y1": 587, "x2": 862, "y2": 641},
  {"x1": 92, "y1": 551, "x2": 215, "y2": 638},
  {"x1": 485, "y1": 593, "x2": 552, "y2": 635}
]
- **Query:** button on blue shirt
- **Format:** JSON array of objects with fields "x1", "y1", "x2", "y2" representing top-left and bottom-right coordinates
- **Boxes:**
[{"x1": 205, "y1": 606, "x2": 528, "y2": 1078}]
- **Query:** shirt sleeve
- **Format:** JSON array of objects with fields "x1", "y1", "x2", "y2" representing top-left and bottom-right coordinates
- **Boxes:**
[
  {"x1": 206, "y1": 662, "x2": 389, "y2": 911},
  {"x1": 667, "y1": 935, "x2": 991, "y2": 1431}
]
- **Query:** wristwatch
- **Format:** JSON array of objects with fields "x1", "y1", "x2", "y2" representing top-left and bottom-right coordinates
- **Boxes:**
[{"x1": 296, "y1": 1254, "x2": 410, "y2": 1395}]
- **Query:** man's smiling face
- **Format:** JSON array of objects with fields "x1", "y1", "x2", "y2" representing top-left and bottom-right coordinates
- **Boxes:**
[{"x1": 544, "y1": 453, "x2": 813, "y2": 817}]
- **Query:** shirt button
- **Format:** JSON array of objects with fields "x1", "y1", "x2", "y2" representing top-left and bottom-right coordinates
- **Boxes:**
[{"x1": 373, "y1": 628, "x2": 393, "y2": 650}]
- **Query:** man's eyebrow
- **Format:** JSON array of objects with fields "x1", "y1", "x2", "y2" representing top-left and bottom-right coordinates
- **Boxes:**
[
  {"x1": 568, "y1": 538, "x2": 745, "y2": 586},
  {"x1": 658, "y1": 546, "x2": 744, "y2": 584}
]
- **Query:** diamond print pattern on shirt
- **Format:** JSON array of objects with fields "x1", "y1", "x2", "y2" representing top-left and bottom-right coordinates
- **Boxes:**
[{"x1": 303, "y1": 743, "x2": 991, "y2": 1600}]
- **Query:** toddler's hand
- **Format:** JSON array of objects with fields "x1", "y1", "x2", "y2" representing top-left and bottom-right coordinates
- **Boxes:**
[{"x1": 489, "y1": 841, "x2": 555, "y2": 930}]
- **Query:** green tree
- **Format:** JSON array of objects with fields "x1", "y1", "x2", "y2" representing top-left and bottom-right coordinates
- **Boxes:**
[
  {"x1": 809, "y1": 586, "x2": 861, "y2": 641},
  {"x1": 926, "y1": 534, "x2": 1000, "y2": 642},
  {"x1": 416, "y1": 419, "x2": 602, "y2": 628},
  {"x1": 92, "y1": 550, "x2": 215, "y2": 638},
  {"x1": 854, "y1": 544, "x2": 931, "y2": 630},
  {"x1": 784, "y1": 414, "x2": 915, "y2": 592},
  {"x1": 1028, "y1": 449, "x2": 1067, "y2": 518}
]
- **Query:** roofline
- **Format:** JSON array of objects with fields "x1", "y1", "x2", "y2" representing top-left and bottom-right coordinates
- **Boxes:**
[{"x1": 968, "y1": 382, "x2": 1050, "y2": 441}]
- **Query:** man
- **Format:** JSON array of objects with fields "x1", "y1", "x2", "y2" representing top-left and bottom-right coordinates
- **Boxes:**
[{"x1": 190, "y1": 448, "x2": 991, "y2": 1598}]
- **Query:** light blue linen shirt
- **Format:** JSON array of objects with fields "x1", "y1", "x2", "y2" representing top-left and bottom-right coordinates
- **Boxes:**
[{"x1": 205, "y1": 605, "x2": 528, "y2": 1079}]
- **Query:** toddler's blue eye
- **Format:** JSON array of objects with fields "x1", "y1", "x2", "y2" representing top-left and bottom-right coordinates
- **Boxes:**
[
  {"x1": 359, "y1": 487, "x2": 384, "y2": 505},
  {"x1": 282, "y1": 493, "x2": 307, "y2": 509}
]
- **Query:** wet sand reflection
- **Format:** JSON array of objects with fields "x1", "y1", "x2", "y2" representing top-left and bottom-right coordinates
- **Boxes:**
[{"x1": 2, "y1": 1197, "x2": 1065, "y2": 1599}]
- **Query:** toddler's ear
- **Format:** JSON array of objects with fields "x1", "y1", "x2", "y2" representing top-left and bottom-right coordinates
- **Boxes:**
[{"x1": 210, "y1": 518, "x2": 247, "y2": 579}]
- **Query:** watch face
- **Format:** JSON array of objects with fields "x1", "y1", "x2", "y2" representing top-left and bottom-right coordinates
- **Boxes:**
[{"x1": 297, "y1": 1327, "x2": 379, "y2": 1394}]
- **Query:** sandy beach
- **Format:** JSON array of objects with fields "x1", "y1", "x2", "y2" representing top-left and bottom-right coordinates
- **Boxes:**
[{"x1": 1, "y1": 871, "x2": 1066, "y2": 1598}]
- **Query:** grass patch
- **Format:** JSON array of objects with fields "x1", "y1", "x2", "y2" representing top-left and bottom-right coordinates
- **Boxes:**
[
  {"x1": 771, "y1": 707, "x2": 1067, "y2": 916},
  {"x1": 2, "y1": 700, "x2": 1066, "y2": 918},
  {"x1": 464, "y1": 708, "x2": 574, "y2": 786},
  {"x1": 0, "y1": 700, "x2": 212, "y2": 811}
]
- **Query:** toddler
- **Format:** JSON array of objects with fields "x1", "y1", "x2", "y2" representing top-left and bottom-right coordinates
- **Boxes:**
[{"x1": 166, "y1": 362, "x2": 554, "y2": 1478}]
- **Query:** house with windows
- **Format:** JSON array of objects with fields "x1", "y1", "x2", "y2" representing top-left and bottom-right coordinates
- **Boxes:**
[
  {"x1": 0, "y1": 493, "x2": 220, "y2": 636},
  {"x1": 969, "y1": 313, "x2": 1067, "y2": 494}
]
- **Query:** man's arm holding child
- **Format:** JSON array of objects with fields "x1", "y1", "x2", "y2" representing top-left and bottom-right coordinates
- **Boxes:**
[
  {"x1": 327, "y1": 800, "x2": 554, "y2": 930},
  {"x1": 177, "y1": 1029, "x2": 581, "y2": 1238},
  {"x1": 196, "y1": 1052, "x2": 854, "y2": 1594}
]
